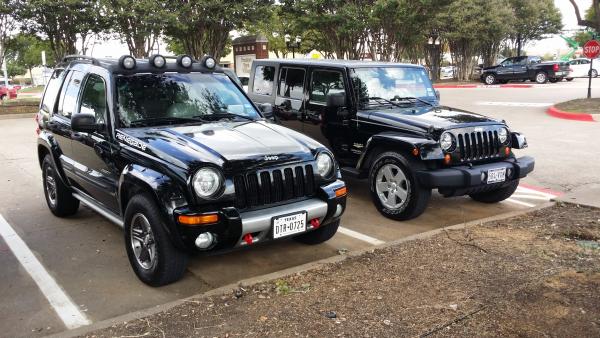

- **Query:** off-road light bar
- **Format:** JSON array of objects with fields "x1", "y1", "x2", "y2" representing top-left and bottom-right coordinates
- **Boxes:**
[
  {"x1": 201, "y1": 55, "x2": 216, "y2": 69},
  {"x1": 177, "y1": 55, "x2": 193, "y2": 68},
  {"x1": 150, "y1": 54, "x2": 166, "y2": 68},
  {"x1": 119, "y1": 55, "x2": 136, "y2": 70}
]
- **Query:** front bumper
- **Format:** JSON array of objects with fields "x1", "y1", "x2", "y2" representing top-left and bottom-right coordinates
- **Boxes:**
[
  {"x1": 173, "y1": 179, "x2": 347, "y2": 252},
  {"x1": 416, "y1": 156, "x2": 534, "y2": 195}
]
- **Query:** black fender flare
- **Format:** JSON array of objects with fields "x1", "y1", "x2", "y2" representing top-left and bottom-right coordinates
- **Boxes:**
[
  {"x1": 356, "y1": 132, "x2": 444, "y2": 175},
  {"x1": 118, "y1": 164, "x2": 190, "y2": 250},
  {"x1": 37, "y1": 131, "x2": 70, "y2": 185}
]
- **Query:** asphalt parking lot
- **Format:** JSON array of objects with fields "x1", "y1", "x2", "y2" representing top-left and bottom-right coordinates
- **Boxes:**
[{"x1": 1, "y1": 79, "x2": 597, "y2": 337}]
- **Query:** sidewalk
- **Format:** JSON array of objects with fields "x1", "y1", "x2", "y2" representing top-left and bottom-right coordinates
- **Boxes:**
[
  {"x1": 77, "y1": 203, "x2": 600, "y2": 338},
  {"x1": 556, "y1": 183, "x2": 600, "y2": 208}
]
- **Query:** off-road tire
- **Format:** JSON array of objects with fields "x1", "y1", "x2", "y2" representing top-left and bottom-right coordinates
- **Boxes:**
[
  {"x1": 566, "y1": 78, "x2": 574, "y2": 82},
  {"x1": 534, "y1": 72, "x2": 548, "y2": 84},
  {"x1": 469, "y1": 179, "x2": 519, "y2": 203},
  {"x1": 369, "y1": 152, "x2": 431, "y2": 221},
  {"x1": 124, "y1": 194, "x2": 188, "y2": 286},
  {"x1": 42, "y1": 155, "x2": 79, "y2": 217},
  {"x1": 483, "y1": 73, "x2": 496, "y2": 85},
  {"x1": 294, "y1": 220, "x2": 340, "y2": 245}
]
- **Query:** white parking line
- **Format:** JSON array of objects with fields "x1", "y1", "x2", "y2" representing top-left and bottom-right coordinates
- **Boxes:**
[
  {"x1": 338, "y1": 226, "x2": 385, "y2": 245},
  {"x1": 504, "y1": 198, "x2": 536, "y2": 208},
  {"x1": 516, "y1": 186, "x2": 557, "y2": 199},
  {"x1": 510, "y1": 194, "x2": 553, "y2": 201},
  {"x1": 0, "y1": 214, "x2": 91, "y2": 329}
]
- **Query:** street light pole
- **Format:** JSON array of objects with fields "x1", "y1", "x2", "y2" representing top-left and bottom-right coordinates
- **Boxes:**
[{"x1": 285, "y1": 35, "x2": 301, "y2": 59}]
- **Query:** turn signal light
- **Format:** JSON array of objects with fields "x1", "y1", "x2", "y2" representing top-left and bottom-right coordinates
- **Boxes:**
[
  {"x1": 335, "y1": 186, "x2": 347, "y2": 197},
  {"x1": 444, "y1": 154, "x2": 452, "y2": 165},
  {"x1": 504, "y1": 147, "x2": 511, "y2": 156},
  {"x1": 178, "y1": 214, "x2": 219, "y2": 226},
  {"x1": 412, "y1": 148, "x2": 419, "y2": 156}
]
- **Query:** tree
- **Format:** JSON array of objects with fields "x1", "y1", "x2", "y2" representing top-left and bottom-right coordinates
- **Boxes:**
[
  {"x1": 509, "y1": 0, "x2": 562, "y2": 56},
  {"x1": 163, "y1": 0, "x2": 273, "y2": 61},
  {"x1": 5, "y1": 34, "x2": 55, "y2": 81},
  {"x1": 15, "y1": 0, "x2": 106, "y2": 60},
  {"x1": 102, "y1": 0, "x2": 167, "y2": 58},
  {"x1": 0, "y1": 0, "x2": 18, "y2": 70},
  {"x1": 569, "y1": 0, "x2": 600, "y2": 33},
  {"x1": 244, "y1": 5, "x2": 292, "y2": 58}
]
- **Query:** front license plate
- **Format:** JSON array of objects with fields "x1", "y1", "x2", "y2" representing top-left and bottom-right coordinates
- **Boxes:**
[
  {"x1": 487, "y1": 168, "x2": 506, "y2": 184},
  {"x1": 272, "y1": 212, "x2": 307, "y2": 239}
]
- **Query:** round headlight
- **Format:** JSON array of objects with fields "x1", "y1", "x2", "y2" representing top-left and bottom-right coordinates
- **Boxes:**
[
  {"x1": 205, "y1": 57, "x2": 216, "y2": 69},
  {"x1": 178, "y1": 55, "x2": 193, "y2": 68},
  {"x1": 192, "y1": 168, "x2": 222, "y2": 198},
  {"x1": 119, "y1": 55, "x2": 136, "y2": 70},
  {"x1": 150, "y1": 54, "x2": 166, "y2": 68},
  {"x1": 440, "y1": 132, "x2": 455, "y2": 151},
  {"x1": 316, "y1": 153, "x2": 333, "y2": 177},
  {"x1": 498, "y1": 128, "x2": 509, "y2": 144}
]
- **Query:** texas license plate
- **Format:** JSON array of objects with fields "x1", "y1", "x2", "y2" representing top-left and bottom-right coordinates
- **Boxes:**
[
  {"x1": 272, "y1": 212, "x2": 307, "y2": 239},
  {"x1": 487, "y1": 168, "x2": 506, "y2": 184}
]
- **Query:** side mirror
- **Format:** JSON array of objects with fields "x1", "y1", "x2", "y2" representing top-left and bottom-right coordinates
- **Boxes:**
[
  {"x1": 326, "y1": 92, "x2": 346, "y2": 108},
  {"x1": 435, "y1": 90, "x2": 440, "y2": 100},
  {"x1": 71, "y1": 113, "x2": 98, "y2": 133},
  {"x1": 259, "y1": 103, "x2": 274, "y2": 119}
]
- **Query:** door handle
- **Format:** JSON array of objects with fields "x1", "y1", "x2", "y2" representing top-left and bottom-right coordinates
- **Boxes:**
[{"x1": 71, "y1": 132, "x2": 84, "y2": 141}]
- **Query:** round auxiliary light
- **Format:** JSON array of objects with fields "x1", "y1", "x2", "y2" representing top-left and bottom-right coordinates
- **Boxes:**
[
  {"x1": 498, "y1": 127, "x2": 509, "y2": 144},
  {"x1": 204, "y1": 56, "x2": 216, "y2": 69},
  {"x1": 193, "y1": 167, "x2": 223, "y2": 198},
  {"x1": 440, "y1": 132, "x2": 455, "y2": 151},
  {"x1": 316, "y1": 153, "x2": 334, "y2": 177},
  {"x1": 119, "y1": 55, "x2": 136, "y2": 70},
  {"x1": 150, "y1": 54, "x2": 166, "y2": 68},
  {"x1": 178, "y1": 55, "x2": 193, "y2": 68}
]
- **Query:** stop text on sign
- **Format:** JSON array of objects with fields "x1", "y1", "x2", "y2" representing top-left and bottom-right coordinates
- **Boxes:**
[{"x1": 583, "y1": 40, "x2": 600, "y2": 59}]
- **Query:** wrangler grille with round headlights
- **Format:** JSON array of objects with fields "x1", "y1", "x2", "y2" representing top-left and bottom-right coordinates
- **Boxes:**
[{"x1": 454, "y1": 129, "x2": 506, "y2": 162}]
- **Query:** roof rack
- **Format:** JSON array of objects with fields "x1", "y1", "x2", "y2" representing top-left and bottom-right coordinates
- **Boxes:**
[{"x1": 62, "y1": 55, "x2": 100, "y2": 66}]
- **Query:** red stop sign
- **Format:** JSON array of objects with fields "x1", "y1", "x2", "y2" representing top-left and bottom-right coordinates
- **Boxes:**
[{"x1": 583, "y1": 40, "x2": 600, "y2": 59}]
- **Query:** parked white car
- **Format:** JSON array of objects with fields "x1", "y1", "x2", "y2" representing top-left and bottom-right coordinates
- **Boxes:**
[{"x1": 566, "y1": 58, "x2": 598, "y2": 80}]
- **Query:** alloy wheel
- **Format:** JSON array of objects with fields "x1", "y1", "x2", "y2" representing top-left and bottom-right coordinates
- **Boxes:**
[
  {"x1": 130, "y1": 213, "x2": 157, "y2": 270},
  {"x1": 485, "y1": 75, "x2": 495, "y2": 85},
  {"x1": 375, "y1": 164, "x2": 410, "y2": 209},
  {"x1": 44, "y1": 166, "x2": 57, "y2": 208}
]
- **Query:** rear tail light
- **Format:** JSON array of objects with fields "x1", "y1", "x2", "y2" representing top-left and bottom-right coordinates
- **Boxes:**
[{"x1": 553, "y1": 64, "x2": 559, "y2": 71}]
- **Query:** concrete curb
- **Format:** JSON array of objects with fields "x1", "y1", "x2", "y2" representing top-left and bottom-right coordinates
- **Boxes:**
[
  {"x1": 0, "y1": 113, "x2": 36, "y2": 120},
  {"x1": 433, "y1": 83, "x2": 532, "y2": 89},
  {"x1": 50, "y1": 202, "x2": 556, "y2": 338},
  {"x1": 546, "y1": 106, "x2": 597, "y2": 122}
]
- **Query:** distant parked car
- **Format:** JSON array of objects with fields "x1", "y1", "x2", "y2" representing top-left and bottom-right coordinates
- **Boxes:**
[
  {"x1": 566, "y1": 58, "x2": 598, "y2": 81},
  {"x1": 440, "y1": 66, "x2": 455, "y2": 78},
  {"x1": 0, "y1": 85, "x2": 18, "y2": 100},
  {"x1": 481, "y1": 56, "x2": 569, "y2": 84}
]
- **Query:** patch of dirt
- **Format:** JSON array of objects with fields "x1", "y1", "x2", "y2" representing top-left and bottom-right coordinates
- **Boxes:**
[
  {"x1": 555, "y1": 98, "x2": 600, "y2": 114},
  {"x1": 84, "y1": 204, "x2": 600, "y2": 337}
]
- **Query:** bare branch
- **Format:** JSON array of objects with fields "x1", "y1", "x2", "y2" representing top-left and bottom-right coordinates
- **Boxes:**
[{"x1": 568, "y1": 0, "x2": 596, "y2": 28}]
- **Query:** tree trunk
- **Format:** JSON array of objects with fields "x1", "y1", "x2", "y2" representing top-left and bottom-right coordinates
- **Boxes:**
[{"x1": 516, "y1": 33, "x2": 522, "y2": 57}]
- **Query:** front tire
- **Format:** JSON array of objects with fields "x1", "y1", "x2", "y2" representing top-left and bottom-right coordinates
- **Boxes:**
[
  {"x1": 42, "y1": 155, "x2": 79, "y2": 217},
  {"x1": 124, "y1": 194, "x2": 188, "y2": 286},
  {"x1": 590, "y1": 69, "x2": 598, "y2": 78},
  {"x1": 369, "y1": 152, "x2": 431, "y2": 221},
  {"x1": 294, "y1": 220, "x2": 340, "y2": 245},
  {"x1": 566, "y1": 78, "x2": 574, "y2": 82},
  {"x1": 469, "y1": 180, "x2": 519, "y2": 203},
  {"x1": 483, "y1": 73, "x2": 496, "y2": 85},
  {"x1": 535, "y1": 72, "x2": 548, "y2": 84}
]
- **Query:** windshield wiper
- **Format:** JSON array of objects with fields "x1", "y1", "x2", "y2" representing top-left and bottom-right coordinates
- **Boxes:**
[
  {"x1": 390, "y1": 95, "x2": 435, "y2": 107},
  {"x1": 129, "y1": 116, "x2": 202, "y2": 127},
  {"x1": 193, "y1": 112, "x2": 255, "y2": 122}
]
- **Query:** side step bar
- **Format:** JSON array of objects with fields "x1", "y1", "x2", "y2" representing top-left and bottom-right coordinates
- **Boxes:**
[{"x1": 72, "y1": 192, "x2": 124, "y2": 228}]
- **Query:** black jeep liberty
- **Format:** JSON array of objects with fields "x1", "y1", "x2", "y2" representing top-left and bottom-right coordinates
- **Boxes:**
[
  {"x1": 36, "y1": 55, "x2": 347, "y2": 286},
  {"x1": 248, "y1": 59, "x2": 534, "y2": 221}
]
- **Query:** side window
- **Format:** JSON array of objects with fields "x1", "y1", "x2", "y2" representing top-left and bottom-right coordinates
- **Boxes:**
[
  {"x1": 58, "y1": 71, "x2": 85, "y2": 119},
  {"x1": 581, "y1": 59, "x2": 590, "y2": 65},
  {"x1": 41, "y1": 69, "x2": 65, "y2": 114},
  {"x1": 500, "y1": 58, "x2": 513, "y2": 66},
  {"x1": 252, "y1": 65, "x2": 275, "y2": 95},
  {"x1": 278, "y1": 67, "x2": 305, "y2": 100},
  {"x1": 310, "y1": 70, "x2": 345, "y2": 103},
  {"x1": 79, "y1": 74, "x2": 107, "y2": 125}
]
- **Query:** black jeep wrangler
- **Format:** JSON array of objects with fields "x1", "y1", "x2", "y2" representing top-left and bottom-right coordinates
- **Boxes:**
[
  {"x1": 36, "y1": 55, "x2": 347, "y2": 286},
  {"x1": 248, "y1": 59, "x2": 534, "y2": 221}
]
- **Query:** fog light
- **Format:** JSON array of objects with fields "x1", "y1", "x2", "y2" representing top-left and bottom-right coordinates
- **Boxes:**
[
  {"x1": 507, "y1": 168, "x2": 512, "y2": 178},
  {"x1": 481, "y1": 172, "x2": 486, "y2": 183},
  {"x1": 334, "y1": 204, "x2": 343, "y2": 217},
  {"x1": 195, "y1": 232, "x2": 214, "y2": 249}
]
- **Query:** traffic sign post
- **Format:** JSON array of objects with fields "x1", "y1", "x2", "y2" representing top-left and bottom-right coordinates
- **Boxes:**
[{"x1": 583, "y1": 40, "x2": 600, "y2": 99}]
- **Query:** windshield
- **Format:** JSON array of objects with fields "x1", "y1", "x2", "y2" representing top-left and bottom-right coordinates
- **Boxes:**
[
  {"x1": 351, "y1": 67, "x2": 437, "y2": 109},
  {"x1": 116, "y1": 73, "x2": 260, "y2": 127}
]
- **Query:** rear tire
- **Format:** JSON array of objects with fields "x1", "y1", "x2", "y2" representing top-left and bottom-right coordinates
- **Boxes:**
[
  {"x1": 535, "y1": 72, "x2": 548, "y2": 84},
  {"x1": 42, "y1": 155, "x2": 79, "y2": 217},
  {"x1": 369, "y1": 152, "x2": 431, "y2": 221},
  {"x1": 294, "y1": 220, "x2": 340, "y2": 245},
  {"x1": 483, "y1": 73, "x2": 496, "y2": 85},
  {"x1": 590, "y1": 69, "x2": 598, "y2": 78},
  {"x1": 566, "y1": 78, "x2": 574, "y2": 82},
  {"x1": 124, "y1": 194, "x2": 188, "y2": 286},
  {"x1": 549, "y1": 78, "x2": 559, "y2": 83},
  {"x1": 469, "y1": 180, "x2": 519, "y2": 203}
]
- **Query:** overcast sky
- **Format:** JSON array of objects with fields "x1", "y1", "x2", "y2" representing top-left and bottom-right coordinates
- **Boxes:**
[{"x1": 89, "y1": 0, "x2": 593, "y2": 59}]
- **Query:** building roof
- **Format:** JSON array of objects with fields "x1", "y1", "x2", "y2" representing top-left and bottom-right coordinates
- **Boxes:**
[
  {"x1": 252, "y1": 58, "x2": 424, "y2": 68},
  {"x1": 232, "y1": 35, "x2": 268, "y2": 44}
]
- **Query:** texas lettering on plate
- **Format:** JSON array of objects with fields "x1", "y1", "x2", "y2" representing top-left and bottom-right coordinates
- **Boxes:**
[{"x1": 273, "y1": 212, "x2": 307, "y2": 239}]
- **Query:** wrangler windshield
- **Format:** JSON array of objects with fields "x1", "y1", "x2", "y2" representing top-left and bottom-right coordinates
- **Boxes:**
[
  {"x1": 116, "y1": 73, "x2": 259, "y2": 127},
  {"x1": 351, "y1": 67, "x2": 437, "y2": 109}
]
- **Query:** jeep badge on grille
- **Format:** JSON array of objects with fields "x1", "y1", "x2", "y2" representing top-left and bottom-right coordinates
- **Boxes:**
[{"x1": 264, "y1": 155, "x2": 279, "y2": 161}]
